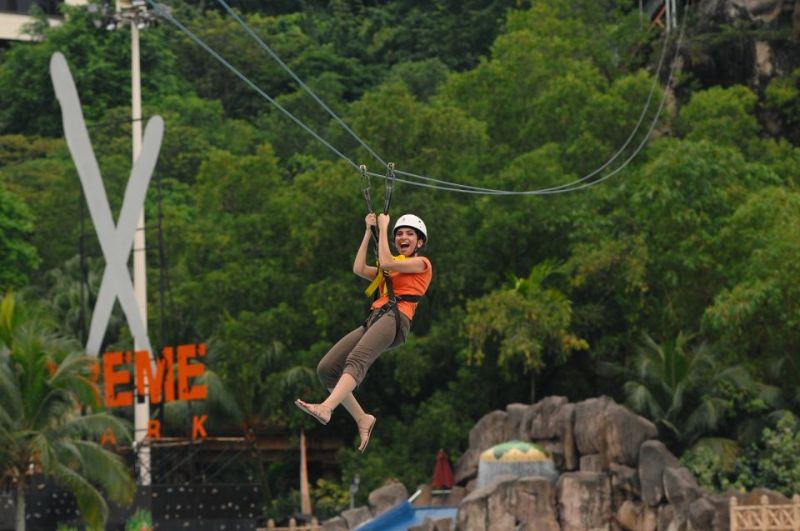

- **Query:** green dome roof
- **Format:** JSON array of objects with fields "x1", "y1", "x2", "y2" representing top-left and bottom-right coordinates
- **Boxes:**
[{"x1": 479, "y1": 440, "x2": 550, "y2": 462}]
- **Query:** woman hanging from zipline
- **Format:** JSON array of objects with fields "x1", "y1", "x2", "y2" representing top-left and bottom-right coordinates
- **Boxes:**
[{"x1": 295, "y1": 208, "x2": 432, "y2": 453}]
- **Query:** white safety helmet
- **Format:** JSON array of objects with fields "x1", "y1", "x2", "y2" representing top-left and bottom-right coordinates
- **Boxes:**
[{"x1": 394, "y1": 214, "x2": 427, "y2": 242}]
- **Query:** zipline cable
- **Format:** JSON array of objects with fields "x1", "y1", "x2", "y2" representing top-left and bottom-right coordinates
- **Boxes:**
[
  {"x1": 149, "y1": 1, "x2": 683, "y2": 196},
  {"x1": 364, "y1": 18, "x2": 686, "y2": 196},
  {"x1": 147, "y1": 1, "x2": 361, "y2": 172},
  {"x1": 393, "y1": 25, "x2": 677, "y2": 195},
  {"x1": 215, "y1": 0, "x2": 679, "y2": 195},
  {"x1": 215, "y1": 0, "x2": 389, "y2": 169}
]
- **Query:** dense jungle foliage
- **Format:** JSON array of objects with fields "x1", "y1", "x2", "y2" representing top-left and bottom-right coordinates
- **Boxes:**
[{"x1": 2, "y1": 0, "x2": 800, "y2": 521}]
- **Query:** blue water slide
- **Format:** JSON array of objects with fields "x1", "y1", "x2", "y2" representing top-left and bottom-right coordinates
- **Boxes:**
[{"x1": 354, "y1": 501, "x2": 458, "y2": 531}]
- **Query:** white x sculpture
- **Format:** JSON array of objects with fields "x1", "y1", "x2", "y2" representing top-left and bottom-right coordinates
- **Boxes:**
[
  {"x1": 50, "y1": 52, "x2": 164, "y2": 486},
  {"x1": 49, "y1": 52, "x2": 162, "y2": 360}
]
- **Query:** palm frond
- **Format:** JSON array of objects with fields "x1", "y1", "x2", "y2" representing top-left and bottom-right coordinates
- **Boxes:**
[
  {"x1": 657, "y1": 417, "x2": 682, "y2": 440},
  {"x1": 199, "y1": 369, "x2": 242, "y2": 420},
  {"x1": 0, "y1": 359, "x2": 22, "y2": 420},
  {"x1": 53, "y1": 462, "x2": 108, "y2": 530},
  {"x1": 30, "y1": 432, "x2": 58, "y2": 473},
  {"x1": 597, "y1": 360, "x2": 631, "y2": 380},
  {"x1": 684, "y1": 396, "x2": 730, "y2": 443},
  {"x1": 279, "y1": 366, "x2": 316, "y2": 393},
  {"x1": 755, "y1": 382, "x2": 784, "y2": 409},
  {"x1": 624, "y1": 381, "x2": 664, "y2": 419},
  {"x1": 73, "y1": 440, "x2": 135, "y2": 506},
  {"x1": 61, "y1": 413, "x2": 132, "y2": 443},
  {"x1": 0, "y1": 292, "x2": 17, "y2": 347}
]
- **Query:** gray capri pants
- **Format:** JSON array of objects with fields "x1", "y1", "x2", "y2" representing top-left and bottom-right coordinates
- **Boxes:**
[{"x1": 317, "y1": 309, "x2": 411, "y2": 388}]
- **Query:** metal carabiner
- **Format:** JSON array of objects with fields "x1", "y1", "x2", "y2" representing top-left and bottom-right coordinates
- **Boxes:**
[
  {"x1": 359, "y1": 164, "x2": 379, "y2": 248},
  {"x1": 360, "y1": 164, "x2": 373, "y2": 213},
  {"x1": 383, "y1": 162, "x2": 395, "y2": 215}
]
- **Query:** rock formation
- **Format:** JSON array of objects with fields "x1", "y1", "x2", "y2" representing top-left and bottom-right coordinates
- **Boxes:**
[
  {"x1": 321, "y1": 396, "x2": 789, "y2": 530},
  {"x1": 453, "y1": 396, "x2": 786, "y2": 531},
  {"x1": 681, "y1": 0, "x2": 800, "y2": 93}
]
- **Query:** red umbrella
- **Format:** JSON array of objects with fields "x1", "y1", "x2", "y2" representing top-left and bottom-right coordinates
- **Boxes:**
[{"x1": 431, "y1": 449, "x2": 455, "y2": 489}]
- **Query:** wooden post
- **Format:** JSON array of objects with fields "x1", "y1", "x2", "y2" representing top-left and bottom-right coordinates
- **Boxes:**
[
  {"x1": 266, "y1": 519, "x2": 275, "y2": 530},
  {"x1": 300, "y1": 429, "x2": 312, "y2": 516},
  {"x1": 793, "y1": 494, "x2": 800, "y2": 531},
  {"x1": 761, "y1": 495, "x2": 769, "y2": 530},
  {"x1": 289, "y1": 517, "x2": 297, "y2": 530},
  {"x1": 730, "y1": 497, "x2": 738, "y2": 531}
]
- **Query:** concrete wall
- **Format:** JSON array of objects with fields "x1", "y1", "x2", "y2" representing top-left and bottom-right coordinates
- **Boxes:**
[{"x1": 0, "y1": 0, "x2": 86, "y2": 42}]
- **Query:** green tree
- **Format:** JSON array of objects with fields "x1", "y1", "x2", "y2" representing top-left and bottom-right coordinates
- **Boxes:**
[
  {"x1": 168, "y1": 8, "x2": 322, "y2": 119},
  {"x1": 0, "y1": 293, "x2": 134, "y2": 530},
  {"x1": 612, "y1": 332, "x2": 759, "y2": 452},
  {"x1": 464, "y1": 261, "x2": 587, "y2": 402},
  {"x1": 731, "y1": 413, "x2": 800, "y2": 496},
  {"x1": 765, "y1": 68, "x2": 800, "y2": 144},
  {"x1": 35, "y1": 255, "x2": 127, "y2": 346},
  {"x1": 0, "y1": 185, "x2": 39, "y2": 290},
  {"x1": 0, "y1": 136, "x2": 76, "y2": 274},
  {"x1": 566, "y1": 138, "x2": 779, "y2": 349},
  {"x1": 440, "y1": 0, "x2": 648, "y2": 165},
  {"x1": 169, "y1": 145, "x2": 297, "y2": 337},
  {"x1": 703, "y1": 187, "x2": 800, "y2": 410},
  {"x1": 677, "y1": 85, "x2": 761, "y2": 154},
  {"x1": 347, "y1": 80, "x2": 490, "y2": 181},
  {"x1": 0, "y1": 6, "x2": 185, "y2": 136}
]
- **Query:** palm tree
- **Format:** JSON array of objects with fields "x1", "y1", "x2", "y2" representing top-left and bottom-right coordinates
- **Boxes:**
[
  {"x1": 162, "y1": 338, "x2": 316, "y2": 497},
  {"x1": 610, "y1": 332, "x2": 760, "y2": 451},
  {"x1": 0, "y1": 293, "x2": 135, "y2": 531},
  {"x1": 36, "y1": 255, "x2": 125, "y2": 345},
  {"x1": 464, "y1": 260, "x2": 588, "y2": 402}
]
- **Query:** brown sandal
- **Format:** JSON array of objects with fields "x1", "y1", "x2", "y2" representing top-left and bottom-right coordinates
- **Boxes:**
[
  {"x1": 357, "y1": 414, "x2": 376, "y2": 453},
  {"x1": 294, "y1": 399, "x2": 331, "y2": 425}
]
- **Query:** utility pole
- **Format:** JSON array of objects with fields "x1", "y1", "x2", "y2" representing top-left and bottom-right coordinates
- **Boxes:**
[
  {"x1": 132, "y1": 13, "x2": 150, "y2": 487},
  {"x1": 115, "y1": 0, "x2": 157, "y2": 486}
]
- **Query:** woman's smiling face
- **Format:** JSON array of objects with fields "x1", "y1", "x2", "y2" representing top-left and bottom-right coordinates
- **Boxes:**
[{"x1": 394, "y1": 227, "x2": 421, "y2": 256}]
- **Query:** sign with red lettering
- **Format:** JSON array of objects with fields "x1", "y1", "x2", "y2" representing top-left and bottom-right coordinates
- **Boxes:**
[
  {"x1": 102, "y1": 343, "x2": 208, "y2": 407},
  {"x1": 101, "y1": 343, "x2": 207, "y2": 408},
  {"x1": 96, "y1": 343, "x2": 209, "y2": 444}
]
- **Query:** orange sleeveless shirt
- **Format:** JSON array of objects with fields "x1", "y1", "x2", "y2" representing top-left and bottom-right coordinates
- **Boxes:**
[{"x1": 370, "y1": 257, "x2": 432, "y2": 320}]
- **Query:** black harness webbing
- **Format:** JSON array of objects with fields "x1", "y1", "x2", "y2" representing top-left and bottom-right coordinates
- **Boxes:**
[
  {"x1": 367, "y1": 274, "x2": 423, "y2": 340},
  {"x1": 358, "y1": 162, "x2": 423, "y2": 341}
]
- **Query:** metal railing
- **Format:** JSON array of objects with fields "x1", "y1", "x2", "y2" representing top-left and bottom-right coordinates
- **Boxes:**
[{"x1": 730, "y1": 495, "x2": 800, "y2": 531}]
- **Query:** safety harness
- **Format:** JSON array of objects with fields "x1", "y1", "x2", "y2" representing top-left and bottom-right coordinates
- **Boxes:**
[{"x1": 360, "y1": 163, "x2": 424, "y2": 340}]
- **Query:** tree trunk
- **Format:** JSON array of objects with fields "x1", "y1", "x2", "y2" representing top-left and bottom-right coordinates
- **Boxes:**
[
  {"x1": 530, "y1": 373, "x2": 537, "y2": 404},
  {"x1": 250, "y1": 444, "x2": 272, "y2": 500},
  {"x1": 15, "y1": 479, "x2": 25, "y2": 531}
]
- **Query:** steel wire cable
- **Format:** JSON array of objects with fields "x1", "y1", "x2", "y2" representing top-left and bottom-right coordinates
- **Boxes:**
[
  {"x1": 149, "y1": 1, "x2": 683, "y2": 196},
  {"x1": 215, "y1": 0, "x2": 679, "y2": 195},
  {"x1": 216, "y1": 0, "x2": 389, "y2": 168},
  {"x1": 147, "y1": 1, "x2": 361, "y2": 172},
  {"x1": 393, "y1": 29, "x2": 675, "y2": 194},
  {"x1": 366, "y1": 19, "x2": 686, "y2": 196}
]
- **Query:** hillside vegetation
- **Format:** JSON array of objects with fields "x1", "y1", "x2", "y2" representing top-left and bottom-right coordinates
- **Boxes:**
[{"x1": 1, "y1": 0, "x2": 800, "y2": 518}]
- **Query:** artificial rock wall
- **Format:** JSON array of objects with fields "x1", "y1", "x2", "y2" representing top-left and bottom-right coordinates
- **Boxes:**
[{"x1": 452, "y1": 396, "x2": 790, "y2": 531}]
